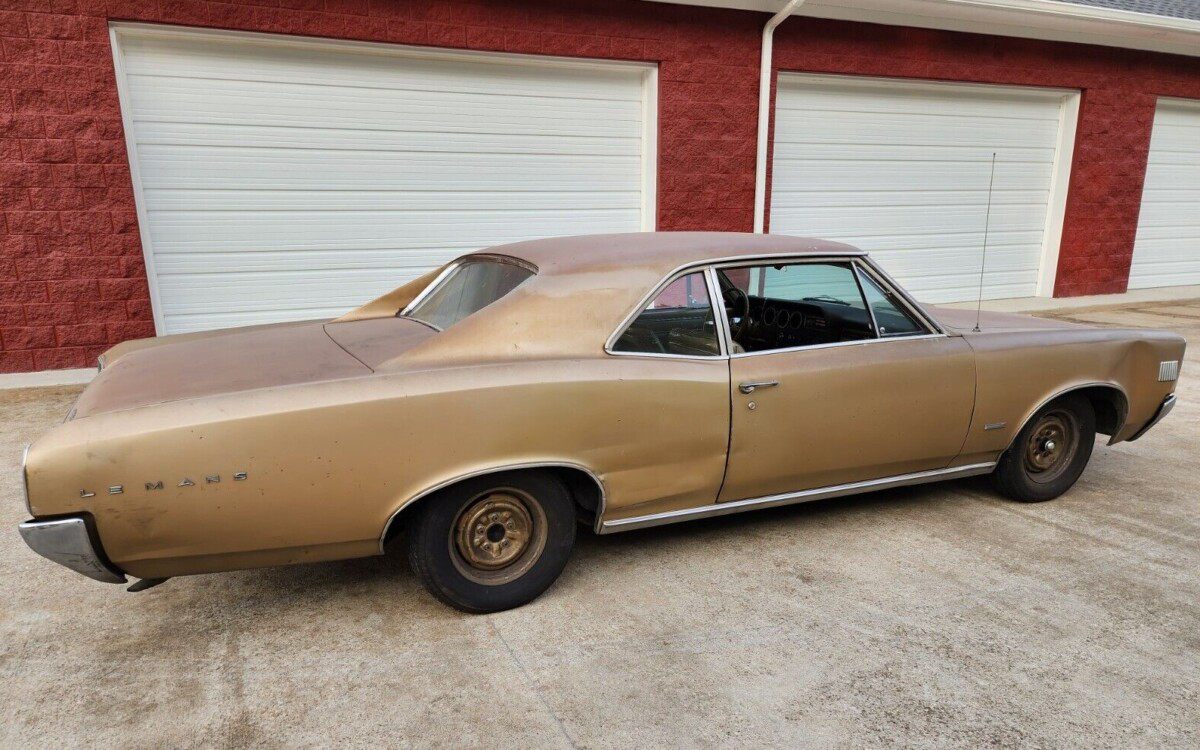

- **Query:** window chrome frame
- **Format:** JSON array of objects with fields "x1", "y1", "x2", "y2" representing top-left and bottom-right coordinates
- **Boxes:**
[
  {"x1": 601, "y1": 251, "x2": 951, "y2": 361},
  {"x1": 399, "y1": 253, "x2": 538, "y2": 330},
  {"x1": 603, "y1": 266, "x2": 729, "y2": 360},
  {"x1": 706, "y1": 256, "x2": 945, "y2": 358},
  {"x1": 853, "y1": 256, "x2": 945, "y2": 335}
]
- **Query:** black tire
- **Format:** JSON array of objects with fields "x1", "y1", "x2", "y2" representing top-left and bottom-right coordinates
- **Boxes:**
[
  {"x1": 992, "y1": 393, "x2": 1096, "y2": 503},
  {"x1": 407, "y1": 471, "x2": 575, "y2": 613}
]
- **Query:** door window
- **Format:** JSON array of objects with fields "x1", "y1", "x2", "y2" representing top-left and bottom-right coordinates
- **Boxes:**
[
  {"x1": 718, "y1": 262, "x2": 874, "y2": 353},
  {"x1": 612, "y1": 272, "x2": 720, "y2": 356},
  {"x1": 856, "y1": 269, "x2": 926, "y2": 337}
]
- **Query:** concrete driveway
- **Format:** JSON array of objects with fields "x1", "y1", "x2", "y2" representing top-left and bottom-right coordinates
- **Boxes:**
[{"x1": 2, "y1": 302, "x2": 1197, "y2": 749}]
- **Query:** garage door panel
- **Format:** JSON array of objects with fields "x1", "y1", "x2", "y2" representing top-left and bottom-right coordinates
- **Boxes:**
[
  {"x1": 145, "y1": 209, "x2": 642, "y2": 250},
  {"x1": 135, "y1": 122, "x2": 641, "y2": 156},
  {"x1": 116, "y1": 27, "x2": 651, "y2": 334},
  {"x1": 1130, "y1": 100, "x2": 1200, "y2": 289},
  {"x1": 127, "y1": 80, "x2": 644, "y2": 138},
  {"x1": 774, "y1": 115, "x2": 1060, "y2": 149},
  {"x1": 772, "y1": 189, "x2": 1051, "y2": 209},
  {"x1": 770, "y1": 74, "x2": 1071, "y2": 303},
  {"x1": 122, "y1": 36, "x2": 641, "y2": 101},
  {"x1": 771, "y1": 161, "x2": 1055, "y2": 194},
  {"x1": 136, "y1": 147, "x2": 642, "y2": 191},
  {"x1": 770, "y1": 204, "x2": 1046, "y2": 235},
  {"x1": 147, "y1": 189, "x2": 641, "y2": 212}
]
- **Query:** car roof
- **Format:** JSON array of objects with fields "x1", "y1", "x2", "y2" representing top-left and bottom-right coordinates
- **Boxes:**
[
  {"x1": 469, "y1": 232, "x2": 864, "y2": 278},
  {"x1": 377, "y1": 232, "x2": 868, "y2": 368}
]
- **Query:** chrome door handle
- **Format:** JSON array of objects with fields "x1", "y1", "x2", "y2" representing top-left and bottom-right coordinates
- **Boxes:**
[{"x1": 738, "y1": 380, "x2": 779, "y2": 394}]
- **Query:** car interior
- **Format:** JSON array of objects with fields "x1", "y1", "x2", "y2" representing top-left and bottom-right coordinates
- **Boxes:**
[{"x1": 613, "y1": 261, "x2": 928, "y2": 357}]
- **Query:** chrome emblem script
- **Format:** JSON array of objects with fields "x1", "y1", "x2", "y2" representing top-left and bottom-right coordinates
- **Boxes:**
[
  {"x1": 145, "y1": 481, "x2": 163, "y2": 491},
  {"x1": 178, "y1": 478, "x2": 195, "y2": 487}
]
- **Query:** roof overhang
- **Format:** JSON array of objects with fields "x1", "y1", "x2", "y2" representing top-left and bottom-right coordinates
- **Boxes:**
[{"x1": 649, "y1": 0, "x2": 1200, "y2": 58}]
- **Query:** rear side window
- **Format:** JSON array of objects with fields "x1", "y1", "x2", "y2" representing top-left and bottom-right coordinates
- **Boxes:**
[
  {"x1": 404, "y1": 258, "x2": 534, "y2": 330},
  {"x1": 613, "y1": 272, "x2": 720, "y2": 356}
]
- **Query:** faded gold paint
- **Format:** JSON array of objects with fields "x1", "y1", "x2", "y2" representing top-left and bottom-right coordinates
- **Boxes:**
[{"x1": 21, "y1": 233, "x2": 1186, "y2": 581}]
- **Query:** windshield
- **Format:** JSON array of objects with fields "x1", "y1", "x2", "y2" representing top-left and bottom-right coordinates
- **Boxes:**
[{"x1": 403, "y1": 257, "x2": 535, "y2": 330}]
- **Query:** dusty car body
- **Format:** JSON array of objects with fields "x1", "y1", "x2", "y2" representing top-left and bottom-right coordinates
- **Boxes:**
[{"x1": 18, "y1": 233, "x2": 1184, "y2": 610}]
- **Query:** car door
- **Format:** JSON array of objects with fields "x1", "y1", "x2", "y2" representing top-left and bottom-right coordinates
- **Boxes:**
[{"x1": 716, "y1": 259, "x2": 975, "y2": 503}]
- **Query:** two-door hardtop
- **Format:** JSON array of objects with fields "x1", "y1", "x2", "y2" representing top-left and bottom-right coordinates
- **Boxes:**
[{"x1": 19, "y1": 233, "x2": 1183, "y2": 611}]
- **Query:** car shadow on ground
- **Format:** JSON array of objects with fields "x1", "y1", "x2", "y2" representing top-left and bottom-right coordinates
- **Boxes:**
[{"x1": 186, "y1": 476, "x2": 999, "y2": 613}]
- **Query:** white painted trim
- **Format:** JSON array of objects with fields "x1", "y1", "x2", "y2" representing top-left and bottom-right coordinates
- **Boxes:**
[
  {"x1": 108, "y1": 22, "x2": 659, "y2": 330},
  {"x1": 0, "y1": 368, "x2": 96, "y2": 390},
  {"x1": 754, "y1": 0, "x2": 807, "y2": 234},
  {"x1": 1034, "y1": 91, "x2": 1081, "y2": 297},
  {"x1": 641, "y1": 66, "x2": 660, "y2": 231},
  {"x1": 648, "y1": 0, "x2": 1200, "y2": 58},
  {"x1": 109, "y1": 24, "x2": 166, "y2": 335}
]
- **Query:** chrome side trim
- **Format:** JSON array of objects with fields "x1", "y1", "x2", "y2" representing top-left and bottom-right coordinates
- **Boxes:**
[
  {"x1": 599, "y1": 462, "x2": 996, "y2": 533},
  {"x1": 17, "y1": 517, "x2": 126, "y2": 584},
  {"x1": 1129, "y1": 393, "x2": 1177, "y2": 441},
  {"x1": 96, "y1": 354, "x2": 106, "y2": 371},
  {"x1": 378, "y1": 461, "x2": 608, "y2": 551},
  {"x1": 728, "y1": 333, "x2": 946, "y2": 359},
  {"x1": 21, "y1": 443, "x2": 31, "y2": 515}
]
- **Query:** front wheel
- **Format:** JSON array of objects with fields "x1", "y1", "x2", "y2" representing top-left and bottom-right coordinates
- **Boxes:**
[
  {"x1": 407, "y1": 471, "x2": 576, "y2": 613},
  {"x1": 992, "y1": 393, "x2": 1096, "y2": 503}
]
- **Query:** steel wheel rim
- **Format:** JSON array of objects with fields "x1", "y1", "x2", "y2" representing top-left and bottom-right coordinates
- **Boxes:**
[
  {"x1": 450, "y1": 488, "x2": 548, "y2": 586},
  {"x1": 1023, "y1": 410, "x2": 1078, "y2": 484}
]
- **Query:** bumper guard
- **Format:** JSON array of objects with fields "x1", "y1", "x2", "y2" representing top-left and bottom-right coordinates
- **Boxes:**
[
  {"x1": 17, "y1": 517, "x2": 127, "y2": 584},
  {"x1": 1129, "y1": 393, "x2": 1178, "y2": 441}
]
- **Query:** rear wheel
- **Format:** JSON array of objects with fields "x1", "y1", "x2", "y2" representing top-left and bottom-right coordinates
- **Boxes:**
[
  {"x1": 407, "y1": 471, "x2": 575, "y2": 613},
  {"x1": 992, "y1": 394, "x2": 1096, "y2": 503}
]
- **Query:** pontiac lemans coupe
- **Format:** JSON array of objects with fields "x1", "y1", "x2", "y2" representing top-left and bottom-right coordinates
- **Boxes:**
[{"x1": 19, "y1": 233, "x2": 1184, "y2": 612}]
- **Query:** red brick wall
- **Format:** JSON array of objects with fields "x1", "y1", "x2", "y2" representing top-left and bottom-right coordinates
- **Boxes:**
[
  {"x1": 770, "y1": 20, "x2": 1200, "y2": 297},
  {"x1": 1, "y1": 1, "x2": 1199, "y2": 372}
]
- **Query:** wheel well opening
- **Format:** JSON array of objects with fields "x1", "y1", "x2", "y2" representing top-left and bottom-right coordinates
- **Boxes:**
[
  {"x1": 1074, "y1": 385, "x2": 1127, "y2": 437},
  {"x1": 381, "y1": 465, "x2": 603, "y2": 547}
]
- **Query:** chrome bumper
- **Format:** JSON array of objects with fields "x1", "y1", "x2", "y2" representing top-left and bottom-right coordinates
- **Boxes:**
[
  {"x1": 17, "y1": 517, "x2": 126, "y2": 584},
  {"x1": 1129, "y1": 393, "x2": 1178, "y2": 441}
]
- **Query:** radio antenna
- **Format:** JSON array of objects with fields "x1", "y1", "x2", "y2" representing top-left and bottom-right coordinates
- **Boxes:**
[{"x1": 973, "y1": 152, "x2": 997, "y2": 333}]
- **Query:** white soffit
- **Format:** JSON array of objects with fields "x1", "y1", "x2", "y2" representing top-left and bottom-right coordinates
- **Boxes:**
[{"x1": 648, "y1": 0, "x2": 1200, "y2": 58}]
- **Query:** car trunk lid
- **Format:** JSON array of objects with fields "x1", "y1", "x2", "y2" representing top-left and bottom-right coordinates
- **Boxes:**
[{"x1": 72, "y1": 321, "x2": 371, "y2": 419}]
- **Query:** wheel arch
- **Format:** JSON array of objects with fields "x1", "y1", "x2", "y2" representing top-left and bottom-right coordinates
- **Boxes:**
[
  {"x1": 378, "y1": 461, "x2": 607, "y2": 552},
  {"x1": 1004, "y1": 382, "x2": 1129, "y2": 455}
]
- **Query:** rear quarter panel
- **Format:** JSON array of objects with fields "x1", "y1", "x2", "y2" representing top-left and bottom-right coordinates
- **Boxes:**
[{"x1": 25, "y1": 356, "x2": 728, "y2": 578}]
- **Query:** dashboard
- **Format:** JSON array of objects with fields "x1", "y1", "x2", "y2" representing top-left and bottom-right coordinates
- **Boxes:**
[{"x1": 741, "y1": 295, "x2": 875, "y2": 351}]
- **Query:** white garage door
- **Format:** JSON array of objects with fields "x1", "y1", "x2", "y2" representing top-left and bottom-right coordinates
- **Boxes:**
[
  {"x1": 112, "y1": 25, "x2": 655, "y2": 334},
  {"x1": 1129, "y1": 99, "x2": 1200, "y2": 289},
  {"x1": 770, "y1": 75, "x2": 1077, "y2": 303}
]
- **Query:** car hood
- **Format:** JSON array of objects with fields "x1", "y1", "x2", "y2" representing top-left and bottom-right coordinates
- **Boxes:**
[
  {"x1": 927, "y1": 305, "x2": 1085, "y2": 334},
  {"x1": 72, "y1": 321, "x2": 372, "y2": 419}
]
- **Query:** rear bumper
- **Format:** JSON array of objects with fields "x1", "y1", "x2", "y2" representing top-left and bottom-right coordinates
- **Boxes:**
[
  {"x1": 17, "y1": 517, "x2": 127, "y2": 584},
  {"x1": 1129, "y1": 393, "x2": 1178, "y2": 441}
]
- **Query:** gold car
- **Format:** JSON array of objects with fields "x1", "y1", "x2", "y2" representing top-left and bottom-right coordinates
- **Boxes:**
[{"x1": 19, "y1": 233, "x2": 1184, "y2": 611}]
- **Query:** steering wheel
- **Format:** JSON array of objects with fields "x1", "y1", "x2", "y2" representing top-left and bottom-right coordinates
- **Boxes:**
[{"x1": 723, "y1": 286, "x2": 751, "y2": 341}]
